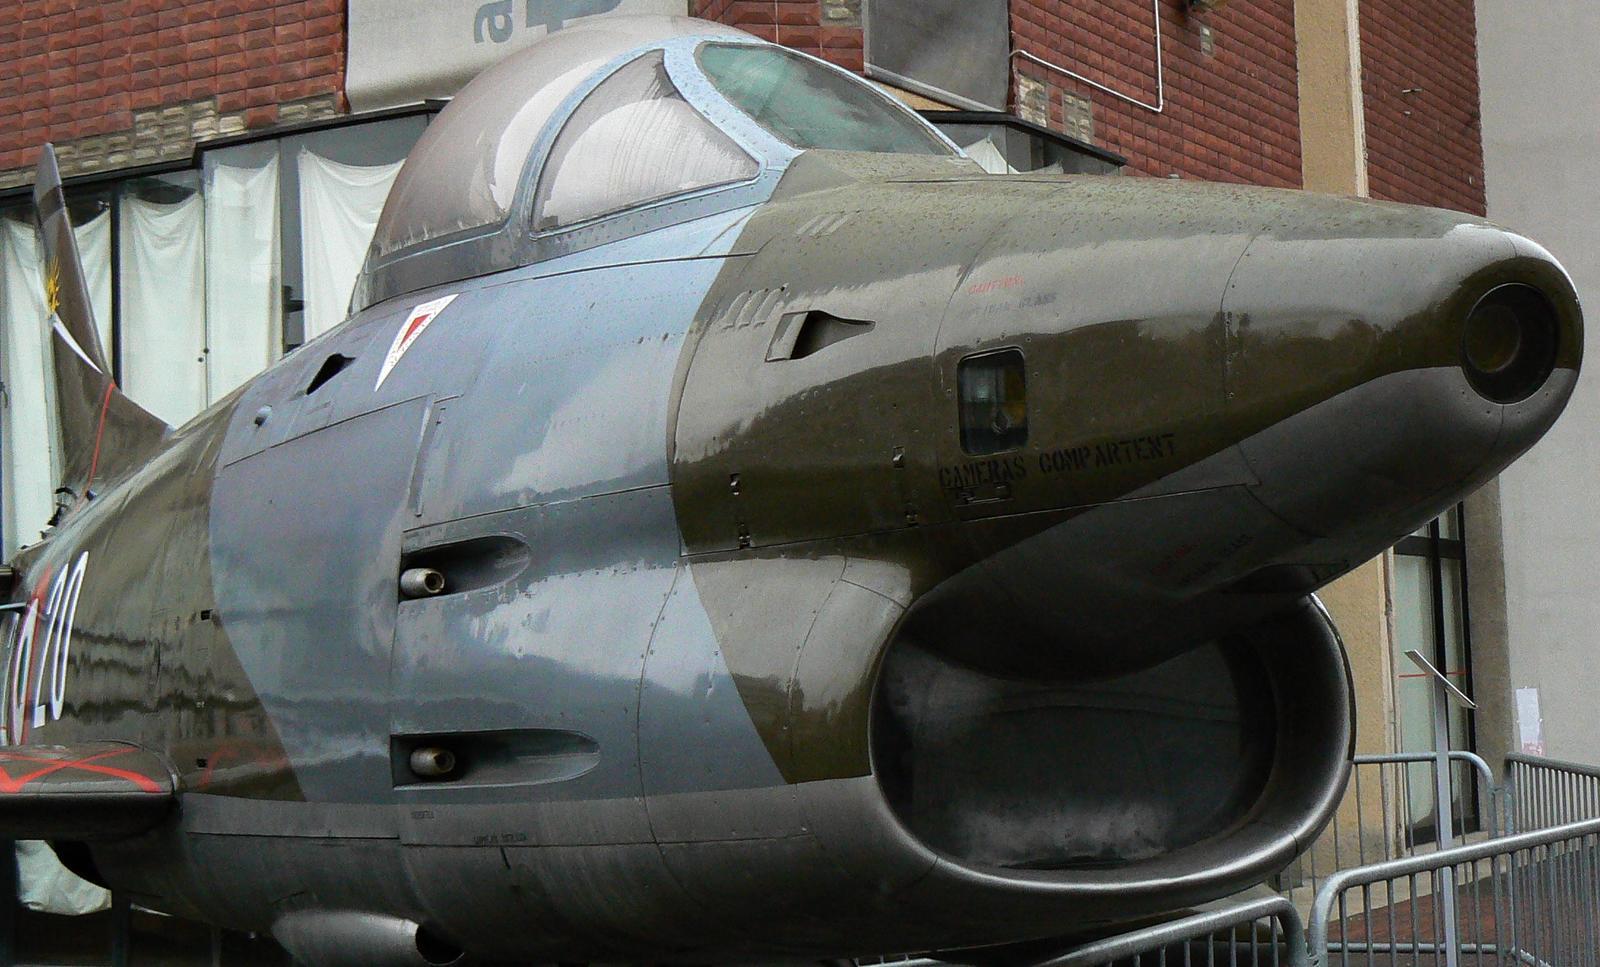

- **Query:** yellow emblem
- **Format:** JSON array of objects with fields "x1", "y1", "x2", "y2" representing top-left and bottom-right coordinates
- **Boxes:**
[{"x1": 44, "y1": 259, "x2": 61, "y2": 315}]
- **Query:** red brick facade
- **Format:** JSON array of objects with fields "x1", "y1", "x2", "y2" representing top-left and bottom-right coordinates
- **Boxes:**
[
  {"x1": 691, "y1": 0, "x2": 864, "y2": 72},
  {"x1": 1359, "y1": 0, "x2": 1486, "y2": 214},
  {"x1": 0, "y1": 0, "x2": 346, "y2": 176},
  {"x1": 0, "y1": 0, "x2": 1487, "y2": 217},
  {"x1": 1011, "y1": 0, "x2": 1302, "y2": 187}
]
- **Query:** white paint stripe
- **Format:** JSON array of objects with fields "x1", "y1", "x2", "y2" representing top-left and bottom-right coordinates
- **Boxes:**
[{"x1": 51, "y1": 318, "x2": 102, "y2": 375}]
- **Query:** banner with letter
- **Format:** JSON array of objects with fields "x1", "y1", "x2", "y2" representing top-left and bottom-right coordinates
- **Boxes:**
[{"x1": 347, "y1": 0, "x2": 690, "y2": 112}]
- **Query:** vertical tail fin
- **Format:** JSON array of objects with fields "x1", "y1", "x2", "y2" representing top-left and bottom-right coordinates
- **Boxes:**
[{"x1": 32, "y1": 144, "x2": 167, "y2": 505}]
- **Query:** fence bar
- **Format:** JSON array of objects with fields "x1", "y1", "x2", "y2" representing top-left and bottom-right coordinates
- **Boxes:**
[{"x1": 1031, "y1": 898, "x2": 1310, "y2": 967}]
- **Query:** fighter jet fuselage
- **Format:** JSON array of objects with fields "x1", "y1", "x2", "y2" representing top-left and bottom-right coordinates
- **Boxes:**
[{"x1": 0, "y1": 17, "x2": 1581, "y2": 966}]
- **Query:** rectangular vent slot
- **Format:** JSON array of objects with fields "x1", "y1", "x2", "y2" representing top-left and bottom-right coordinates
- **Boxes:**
[{"x1": 766, "y1": 310, "x2": 875, "y2": 361}]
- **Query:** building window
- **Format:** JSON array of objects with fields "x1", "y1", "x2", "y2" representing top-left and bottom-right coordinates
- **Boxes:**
[
  {"x1": 922, "y1": 110, "x2": 1125, "y2": 176},
  {"x1": 0, "y1": 110, "x2": 434, "y2": 558},
  {"x1": 1393, "y1": 503, "x2": 1477, "y2": 837}
]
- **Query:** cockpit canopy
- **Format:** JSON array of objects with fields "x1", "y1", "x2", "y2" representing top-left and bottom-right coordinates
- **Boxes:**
[{"x1": 355, "y1": 15, "x2": 959, "y2": 310}]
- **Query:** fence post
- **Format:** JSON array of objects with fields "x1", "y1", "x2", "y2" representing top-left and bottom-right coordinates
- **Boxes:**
[{"x1": 1404, "y1": 649, "x2": 1477, "y2": 967}]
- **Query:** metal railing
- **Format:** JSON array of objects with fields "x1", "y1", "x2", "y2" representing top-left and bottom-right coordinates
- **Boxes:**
[
  {"x1": 1506, "y1": 754, "x2": 1600, "y2": 834},
  {"x1": 1025, "y1": 754, "x2": 1600, "y2": 967},
  {"x1": 1308, "y1": 815, "x2": 1600, "y2": 967},
  {"x1": 1283, "y1": 752, "x2": 1506, "y2": 901},
  {"x1": 1029, "y1": 898, "x2": 1310, "y2": 967}
]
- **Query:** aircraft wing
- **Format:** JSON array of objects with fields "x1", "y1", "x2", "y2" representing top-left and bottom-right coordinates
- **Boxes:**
[{"x1": 0, "y1": 743, "x2": 175, "y2": 840}]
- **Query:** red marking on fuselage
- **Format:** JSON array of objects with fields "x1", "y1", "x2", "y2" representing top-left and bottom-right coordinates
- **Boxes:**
[
  {"x1": 967, "y1": 275, "x2": 1025, "y2": 296},
  {"x1": 82, "y1": 380, "x2": 116, "y2": 499},
  {"x1": 400, "y1": 311, "x2": 430, "y2": 345},
  {"x1": 0, "y1": 747, "x2": 163, "y2": 794}
]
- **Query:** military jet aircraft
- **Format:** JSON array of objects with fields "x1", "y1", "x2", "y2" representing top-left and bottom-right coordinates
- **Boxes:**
[{"x1": 0, "y1": 13, "x2": 1582, "y2": 966}]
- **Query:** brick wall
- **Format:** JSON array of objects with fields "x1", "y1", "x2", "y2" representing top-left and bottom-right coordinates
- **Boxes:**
[
  {"x1": 0, "y1": 0, "x2": 346, "y2": 186},
  {"x1": 693, "y1": 0, "x2": 864, "y2": 72},
  {"x1": 1012, "y1": 0, "x2": 1301, "y2": 186},
  {"x1": 1359, "y1": 0, "x2": 1485, "y2": 214},
  {"x1": 2, "y1": 0, "x2": 1487, "y2": 210}
]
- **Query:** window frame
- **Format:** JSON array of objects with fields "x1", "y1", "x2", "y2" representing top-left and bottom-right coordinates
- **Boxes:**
[
  {"x1": 696, "y1": 41, "x2": 959, "y2": 158},
  {"x1": 512, "y1": 38, "x2": 792, "y2": 264},
  {"x1": 1394, "y1": 502, "x2": 1479, "y2": 839},
  {"x1": 956, "y1": 347, "x2": 1030, "y2": 456}
]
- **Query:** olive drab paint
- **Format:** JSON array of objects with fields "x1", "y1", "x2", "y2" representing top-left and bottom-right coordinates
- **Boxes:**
[{"x1": 0, "y1": 16, "x2": 1582, "y2": 967}]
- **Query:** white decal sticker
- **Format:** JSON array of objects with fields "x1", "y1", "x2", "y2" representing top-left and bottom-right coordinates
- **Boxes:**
[
  {"x1": 52, "y1": 318, "x2": 102, "y2": 374},
  {"x1": 2, "y1": 551, "x2": 88, "y2": 744},
  {"x1": 1516, "y1": 686, "x2": 1545, "y2": 756},
  {"x1": 375, "y1": 294, "x2": 458, "y2": 390}
]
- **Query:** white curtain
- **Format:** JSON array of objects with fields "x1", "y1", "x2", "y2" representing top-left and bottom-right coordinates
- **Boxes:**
[
  {"x1": 16, "y1": 840, "x2": 109, "y2": 915},
  {"x1": 963, "y1": 136, "x2": 1019, "y2": 175},
  {"x1": 299, "y1": 150, "x2": 403, "y2": 340},
  {"x1": 77, "y1": 211, "x2": 113, "y2": 356},
  {"x1": 119, "y1": 193, "x2": 207, "y2": 427},
  {"x1": 205, "y1": 158, "x2": 281, "y2": 402},
  {"x1": 0, "y1": 212, "x2": 114, "y2": 559},
  {"x1": 0, "y1": 218, "x2": 59, "y2": 559}
]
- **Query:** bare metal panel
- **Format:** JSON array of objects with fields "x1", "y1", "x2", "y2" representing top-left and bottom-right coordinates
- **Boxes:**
[{"x1": 864, "y1": 0, "x2": 1010, "y2": 110}]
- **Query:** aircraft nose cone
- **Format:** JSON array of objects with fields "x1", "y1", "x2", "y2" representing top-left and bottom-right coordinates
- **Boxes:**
[{"x1": 1222, "y1": 204, "x2": 1582, "y2": 551}]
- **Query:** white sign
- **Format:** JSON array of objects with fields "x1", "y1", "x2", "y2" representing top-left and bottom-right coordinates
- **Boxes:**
[
  {"x1": 347, "y1": 0, "x2": 690, "y2": 112},
  {"x1": 1516, "y1": 686, "x2": 1545, "y2": 756}
]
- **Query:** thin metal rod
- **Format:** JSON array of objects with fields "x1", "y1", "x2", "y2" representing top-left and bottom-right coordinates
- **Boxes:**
[{"x1": 1009, "y1": 0, "x2": 1165, "y2": 114}]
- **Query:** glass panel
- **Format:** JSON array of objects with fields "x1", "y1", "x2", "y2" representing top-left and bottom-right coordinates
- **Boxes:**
[
  {"x1": 0, "y1": 206, "x2": 60, "y2": 558},
  {"x1": 1440, "y1": 558, "x2": 1468, "y2": 677},
  {"x1": 1440, "y1": 556, "x2": 1476, "y2": 827},
  {"x1": 203, "y1": 143, "x2": 281, "y2": 402},
  {"x1": 943, "y1": 123, "x2": 1015, "y2": 174},
  {"x1": 371, "y1": 17, "x2": 743, "y2": 258},
  {"x1": 283, "y1": 117, "x2": 428, "y2": 350},
  {"x1": 534, "y1": 52, "x2": 758, "y2": 232},
  {"x1": 298, "y1": 149, "x2": 404, "y2": 339},
  {"x1": 1392, "y1": 553, "x2": 1436, "y2": 823},
  {"x1": 1439, "y1": 506, "x2": 1461, "y2": 540},
  {"x1": 958, "y1": 349, "x2": 1028, "y2": 455},
  {"x1": 65, "y1": 192, "x2": 114, "y2": 361},
  {"x1": 700, "y1": 43, "x2": 953, "y2": 156},
  {"x1": 119, "y1": 172, "x2": 206, "y2": 426},
  {"x1": 934, "y1": 120, "x2": 1114, "y2": 175}
]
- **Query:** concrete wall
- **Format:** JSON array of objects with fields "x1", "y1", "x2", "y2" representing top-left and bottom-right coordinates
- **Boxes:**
[{"x1": 1478, "y1": 0, "x2": 1600, "y2": 762}]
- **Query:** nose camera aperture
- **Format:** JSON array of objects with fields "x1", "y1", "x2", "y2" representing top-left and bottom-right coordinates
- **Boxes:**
[{"x1": 1461, "y1": 283, "x2": 1560, "y2": 403}]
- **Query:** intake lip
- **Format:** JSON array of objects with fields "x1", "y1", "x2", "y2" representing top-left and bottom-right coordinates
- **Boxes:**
[{"x1": 1462, "y1": 283, "x2": 1560, "y2": 404}]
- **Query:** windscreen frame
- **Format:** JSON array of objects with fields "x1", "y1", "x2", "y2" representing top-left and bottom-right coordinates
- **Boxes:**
[
  {"x1": 512, "y1": 37, "x2": 796, "y2": 263},
  {"x1": 696, "y1": 41, "x2": 961, "y2": 158}
]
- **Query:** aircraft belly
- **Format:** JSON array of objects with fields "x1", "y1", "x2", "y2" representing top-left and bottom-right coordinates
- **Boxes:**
[{"x1": 403, "y1": 842, "x2": 726, "y2": 960}]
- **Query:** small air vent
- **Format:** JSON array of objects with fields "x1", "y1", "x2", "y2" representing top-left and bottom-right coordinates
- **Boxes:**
[
  {"x1": 766, "y1": 310, "x2": 875, "y2": 361},
  {"x1": 399, "y1": 535, "x2": 530, "y2": 597},
  {"x1": 306, "y1": 353, "x2": 355, "y2": 394}
]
